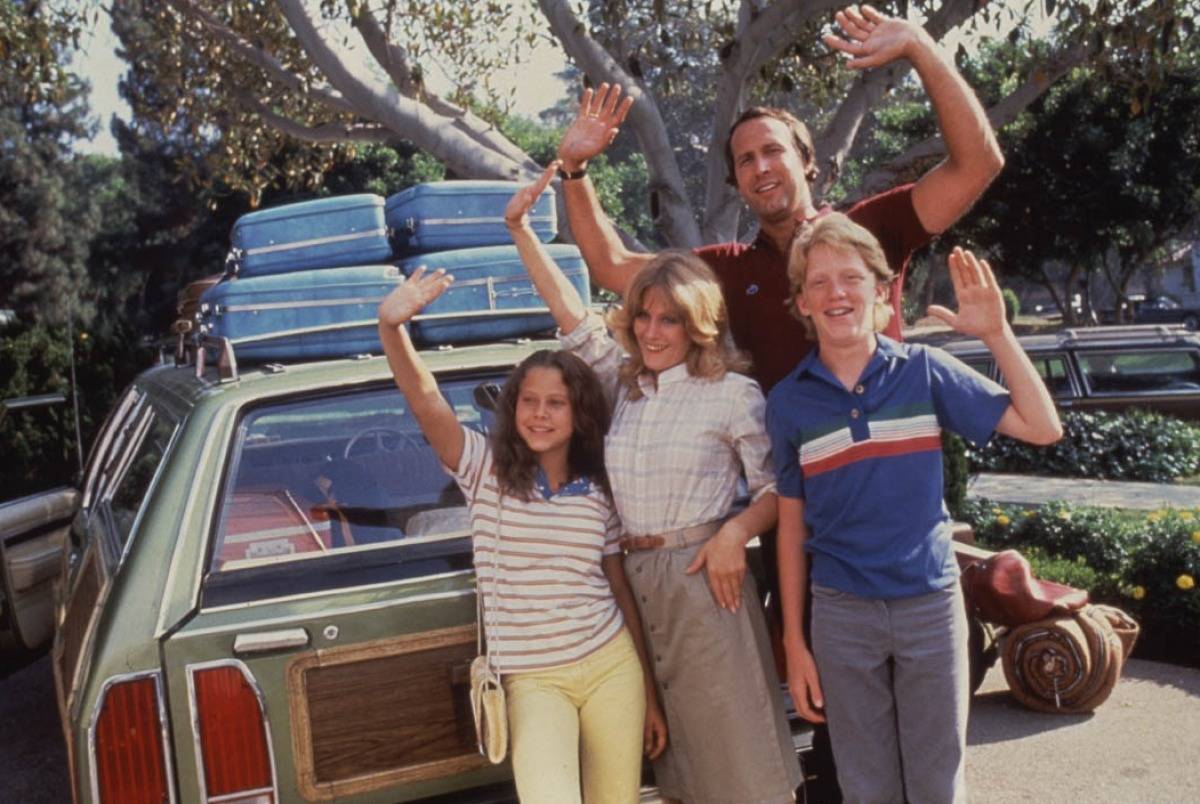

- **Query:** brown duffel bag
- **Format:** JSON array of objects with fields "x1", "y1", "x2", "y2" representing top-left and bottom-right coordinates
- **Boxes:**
[
  {"x1": 961, "y1": 549, "x2": 1089, "y2": 627},
  {"x1": 174, "y1": 273, "x2": 224, "y2": 333},
  {"x1": 1001, "y1": 603, "x2": 1139, "y2": 714}
]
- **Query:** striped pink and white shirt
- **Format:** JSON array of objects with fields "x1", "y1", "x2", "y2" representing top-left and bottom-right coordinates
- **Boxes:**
[{"x1": 450, "y1": 428, "x2": 624, "y2": 673}]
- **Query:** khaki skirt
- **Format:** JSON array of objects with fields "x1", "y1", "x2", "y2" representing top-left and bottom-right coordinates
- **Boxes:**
[{"x1": 625, "y1": 541, "x2": 800, "y2": 804}]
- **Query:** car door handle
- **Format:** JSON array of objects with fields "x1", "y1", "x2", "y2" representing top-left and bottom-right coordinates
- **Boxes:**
[{"x1": 233, "y1": 628, "x2": 310, "y2": 656}]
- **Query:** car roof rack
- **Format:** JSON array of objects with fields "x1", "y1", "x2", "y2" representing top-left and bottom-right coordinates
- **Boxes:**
[{"x1": 1059, "y1": 324, "x2": 1192, "y2": 345}]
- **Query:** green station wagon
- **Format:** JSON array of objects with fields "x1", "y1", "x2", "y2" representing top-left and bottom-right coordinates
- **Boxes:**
[
  {"x1": 1, "y1": 314, "x2": 832, "y2": 804},
  {"x1": 4, "y1": 336, "x2": 618, "y2": 803}
]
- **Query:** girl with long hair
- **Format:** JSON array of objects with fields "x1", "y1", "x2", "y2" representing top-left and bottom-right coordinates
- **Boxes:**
[
  {"x1": 505, "y1": 165, "x2": 801, "y2": 804},
  {"x1": 378, "y1": 277, "x2": 667, "y2": 804}
]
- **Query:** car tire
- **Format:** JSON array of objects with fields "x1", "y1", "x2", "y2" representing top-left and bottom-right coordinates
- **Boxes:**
[{"x1": 1185, "y1": 315, "x2": 1199, "y2": 331}]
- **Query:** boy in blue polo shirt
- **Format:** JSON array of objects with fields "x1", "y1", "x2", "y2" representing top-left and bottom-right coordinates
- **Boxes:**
[{"x1": 767, "y1": 213, "x2": 1062, "y2": 804}]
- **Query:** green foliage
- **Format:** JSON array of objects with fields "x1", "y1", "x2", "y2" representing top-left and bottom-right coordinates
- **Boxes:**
[
  {"x1": 969, "y1": 409, "x2": 1200, "y2": 482},
  {"x1": 0, "y1": 0, "x2": 96, "y2": 325},
  {"x1": 1001, "y1": 288, "x2": 1020, "y2": 324},
  {"x1": 942, "y1": 432, "x2": 970, "y2": 519},
  {"x1": 961, "y1": 499, "x2": 1200, "y2": 663}
]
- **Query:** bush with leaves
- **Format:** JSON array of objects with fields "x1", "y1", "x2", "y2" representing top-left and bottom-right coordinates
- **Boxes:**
[
  {"x1": 968, "y1": 409, "x2": 1200, "y2": 482},
  {"x1": 959, "y1": 499, "x2": 1200, "y2": 665}
]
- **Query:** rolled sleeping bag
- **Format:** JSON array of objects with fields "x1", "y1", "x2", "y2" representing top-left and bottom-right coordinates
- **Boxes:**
[{"x1": 1001, "y1": 604, "x2": 1130, "y2": 714}]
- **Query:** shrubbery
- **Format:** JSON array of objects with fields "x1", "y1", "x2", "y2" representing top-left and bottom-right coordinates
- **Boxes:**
[
  {"x1": 960, "y1": 499, "x2": 1200, "y2": 666},
  {"x1": 968, "y1": 409, "x2": 1200, "y2": 482}
]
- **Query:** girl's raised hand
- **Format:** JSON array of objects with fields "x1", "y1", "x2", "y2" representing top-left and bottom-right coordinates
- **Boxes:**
[
  {"x1": 926, "y1": 247, "x2": 1007, "y2": 341},
  {"x1": 378, "y1": 267, "x2": 453, "y2": 328},
  {"x1": 504, "y1": 162, "x2": 559, "y2": 232}
]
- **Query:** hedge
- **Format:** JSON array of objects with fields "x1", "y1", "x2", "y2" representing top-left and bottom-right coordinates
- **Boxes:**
[
  {"x1": 967, "y1": 409, "x2": 1200, "y2": 482},
  {"x1": 960, "y1": 499, "x2": 1200, "y2": 666}
]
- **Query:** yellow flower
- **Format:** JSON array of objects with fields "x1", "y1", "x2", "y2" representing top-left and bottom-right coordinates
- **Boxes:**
[
  {"x1": 1181, "y1": 512, "x2": 1195, "y2": 522},
  {"x1": 1057, "y1": 511, "x2": 1072, "y2": 521},
  {"x1": 996, "y1": 515, "x2": 1011, "y2": 526},
  {"x1": 1023, "y1": 509, "x2": 1036, "y2": 518},
  {"x1": 1178, "y1": 574, "x2": 1196, "y2": 591},
  {"x1": 1147, "y1": 512, "x2": 1163, "y2": 523},
  {"x1": 1132, "y1": 586, "x2": 1146, "y2": 600},
  {"x1": 991, "y1": 507, "x2": 1002, "y2": 515},
  {"x1": 1191, "y1": 531, "x2": 1200, "y2": 544}
]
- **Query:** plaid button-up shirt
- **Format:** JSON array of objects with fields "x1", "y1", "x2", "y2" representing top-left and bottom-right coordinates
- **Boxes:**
[{"x1": 561, "y1": 312, "x2": 775, "y2": 537}]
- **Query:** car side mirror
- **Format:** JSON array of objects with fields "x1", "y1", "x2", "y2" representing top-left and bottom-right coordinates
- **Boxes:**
[{"x1": 473, "y1": 382, "x2": 501, "y2": 412}]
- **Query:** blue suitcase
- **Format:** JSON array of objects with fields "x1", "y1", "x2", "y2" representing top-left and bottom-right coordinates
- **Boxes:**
[
  {"x1": 199, "y1": 264, "x2": 402, "y2": 360},
  {"x1": 385, "y1": 181, "x2": 556, "y2": 254},
  {"x1": 230, "y1": 194, "x2": 392, "y2": 277},
  {"x1": 398, "y1": 244, "x2": 589, "y2": 345}
]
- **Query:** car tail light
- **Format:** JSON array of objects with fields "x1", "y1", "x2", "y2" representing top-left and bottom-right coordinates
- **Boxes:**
[
  {"x1": 93, "y1": 674, "x2": 171, "y2": 804},
  {"x1": 192, "y1": 664, "x2": 275, "y2": 803}
]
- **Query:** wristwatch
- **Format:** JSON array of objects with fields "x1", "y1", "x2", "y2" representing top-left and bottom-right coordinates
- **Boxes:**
[{"x1": 557, "y1": 165, "x2": 588, "y2": 181}]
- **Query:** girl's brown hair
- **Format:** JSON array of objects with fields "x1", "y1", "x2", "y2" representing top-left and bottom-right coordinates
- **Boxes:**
[
  {"x1": 607, "y1": 250, "x2": 749, "y2": 400},
  {"x1": 491, "y1": 350, "x2": 613, "y2": 501}
]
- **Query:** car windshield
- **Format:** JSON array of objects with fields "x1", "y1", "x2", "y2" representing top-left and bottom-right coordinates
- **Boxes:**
[{"x1": 210, "y1": 377, "x2": 496, "y2": 574}]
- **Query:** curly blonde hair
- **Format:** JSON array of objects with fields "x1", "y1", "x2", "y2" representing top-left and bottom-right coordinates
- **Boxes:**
[
  {"x1": 786, "y1": 213, "x2": 895, "y2": 339},
  {"x1": 607, "y1": 250, "x2": 749, "y2": 400}
]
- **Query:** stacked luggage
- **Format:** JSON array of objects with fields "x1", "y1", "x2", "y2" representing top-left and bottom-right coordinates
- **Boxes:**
[{"x1": 183, "y1": 181, "x2": 588, "y2": 362}]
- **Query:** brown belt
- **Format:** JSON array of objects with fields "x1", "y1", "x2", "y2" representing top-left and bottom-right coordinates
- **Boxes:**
[{"x1": 622, "y1": 519, "x2": 724, "y2": 553}]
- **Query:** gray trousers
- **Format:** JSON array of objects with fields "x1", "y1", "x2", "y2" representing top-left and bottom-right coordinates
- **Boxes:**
[{"x1": 811, "y1": 582, "x2": 968, "y2": 804}]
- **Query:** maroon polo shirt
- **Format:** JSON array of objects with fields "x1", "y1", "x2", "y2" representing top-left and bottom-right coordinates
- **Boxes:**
[{"x1": 697, "y1": 184, "x2": 931, "y2": 393}]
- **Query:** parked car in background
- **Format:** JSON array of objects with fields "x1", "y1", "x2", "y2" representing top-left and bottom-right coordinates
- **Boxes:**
[
  {"x1": 936, "y1": 324, "x2": 1200, "y2": 422},
  {"x1": 1133, "y1": 294, "x2": 1200, "y2": 330}
]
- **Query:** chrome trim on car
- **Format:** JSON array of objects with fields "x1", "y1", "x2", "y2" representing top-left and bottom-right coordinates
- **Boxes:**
[
  {"x1": 155, "y1": 405, "x2": 238, "y2": 639},
  {"x1": 87, "y1": 669, "x2": 177, "y2": 804},
  {"x1": 186, "y1": 658, "x2": 280, "y2": 804},
  {"x1": 233, "y1": 628, "x2": 310, "y2": 655},
  {"x1": 190, "y1": 583, "x2": 474, "y2": 635}
]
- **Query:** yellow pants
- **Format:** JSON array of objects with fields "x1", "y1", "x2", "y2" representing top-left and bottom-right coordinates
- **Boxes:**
[{"x1": 503, "y1": 628, "x2": 646, "y2": 804}]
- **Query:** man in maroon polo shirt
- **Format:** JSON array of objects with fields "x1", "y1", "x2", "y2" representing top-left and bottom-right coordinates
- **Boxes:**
[{"x1": 555, "y1": 4, "x2": 1003, "y2": 392}]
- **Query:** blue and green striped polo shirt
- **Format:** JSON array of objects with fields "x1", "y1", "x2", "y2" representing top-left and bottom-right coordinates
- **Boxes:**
[{"x1": 766, "y1": 335, "x2": 1010, "y2": 599}]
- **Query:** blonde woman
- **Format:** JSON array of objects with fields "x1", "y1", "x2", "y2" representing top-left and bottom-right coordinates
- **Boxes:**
[{"x1": 506, "y1": 164, "x2": 801, "y2": 804}]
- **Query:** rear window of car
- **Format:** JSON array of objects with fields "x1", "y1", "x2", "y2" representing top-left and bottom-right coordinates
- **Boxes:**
[
  {"x1": 1030, "y1": 353, "x2": 1073, "y2": 398},
  {"x1": 208, "y1": 377, "x2": 496, "y2": 581},
  {"x1": 1078, "y1": 349, "x2": 1200, "y2": 394}
]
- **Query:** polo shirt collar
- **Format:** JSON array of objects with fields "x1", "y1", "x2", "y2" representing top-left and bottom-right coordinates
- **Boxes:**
[
  {"x1": 750, "y1": 204, "x2": 835, "y2": 257},
  {"x1": 637, "y1": 360, "x2": 690, "y2": 397},
  {"x1": 792, "y1": 334, "x2": 909, "y2": 389},
  {"x1": 534, "y1": 467, "x2": 594, "y2": 499}
]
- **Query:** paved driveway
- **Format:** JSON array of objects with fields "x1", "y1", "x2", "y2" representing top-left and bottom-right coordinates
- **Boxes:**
[{"x1": 966, "y1": 658, "x2": 1200, "y2": 802}]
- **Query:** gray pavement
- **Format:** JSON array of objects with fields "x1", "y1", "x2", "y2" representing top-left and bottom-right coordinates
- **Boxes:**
[
  {"x1": 968, "y1": 472, "x2": 1200, "y2": 510},
  {"x1": 966, "y1": 658, "x2": 1200, "y2": 803}
]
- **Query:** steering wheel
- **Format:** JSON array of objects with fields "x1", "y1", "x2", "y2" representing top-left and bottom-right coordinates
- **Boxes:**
[{"x1": 343, "y1": 427, "x2": 425, "y2": 459}]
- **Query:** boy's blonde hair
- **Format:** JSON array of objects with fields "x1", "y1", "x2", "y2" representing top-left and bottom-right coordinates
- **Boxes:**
[
  {"x1": 607, "y1": 250, "x2": 749, "y2": 400},
  {"x1": 786, "y1": 212, "x2": 895, "y2": 339}
]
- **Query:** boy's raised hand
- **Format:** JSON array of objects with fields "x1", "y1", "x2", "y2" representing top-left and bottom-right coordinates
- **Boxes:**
[
  {"x1": 378, "y1": 267, "x2": 453, "y2": 328},
  {"x1": 927, "y1": 247, "x2": 1007, "y2": 341},
  {"x1": 556, "y1": 83, "x2": 633, "y2": 171},
  {"x1": 505, "y1": 162, "x2": 559, "y2": 231}
]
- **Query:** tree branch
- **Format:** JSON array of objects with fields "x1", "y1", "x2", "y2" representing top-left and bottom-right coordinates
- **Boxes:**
[
  {"x1": 253, "y1": 104, "x2": 396, "y2": 144},
  {"x1": 276, "y1": 0, "x2": 530, "y2": 181},
  {"x1": 538, "y1": 0, "x2": 701, "y2": 248},
  {"x1": 162, "y1": 0, "x2": 356, "y2": 116},
  {"x1": 853, "y1": 40, "x2": 1093, "y2": 199},
  {"x1": 350, "y1": 3, "x2": 539, "y2": 171}
]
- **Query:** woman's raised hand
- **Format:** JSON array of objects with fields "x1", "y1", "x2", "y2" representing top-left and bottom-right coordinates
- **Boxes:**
[
  {"x1": 378, "y1": 267, "x2": 453, "y2": 328},
  {"x1": 505, "y1": 162, "x2": 559, "y2": 233}
]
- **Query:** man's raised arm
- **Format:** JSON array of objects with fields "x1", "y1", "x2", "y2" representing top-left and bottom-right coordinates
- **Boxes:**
[
  {"x1": 556, "y1": 84, "x2": 653, "y2": 296},
  {"x1": 826, "y1": 4, "x2": 1003, "y2": 234}
]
